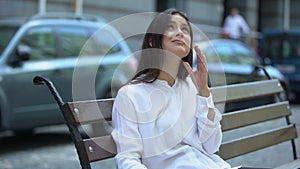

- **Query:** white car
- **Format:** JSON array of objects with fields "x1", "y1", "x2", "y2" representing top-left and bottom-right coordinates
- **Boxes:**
[{"x1": 0, "y1": 13, "x2": 137, "y2": 133}]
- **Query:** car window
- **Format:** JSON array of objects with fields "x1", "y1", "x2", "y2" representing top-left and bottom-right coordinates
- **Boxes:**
[
  {"x1": 214, "y1": 45, "x2": 238, "y2": 64},
  {"x1": 0, "y1": 26, "x2": 19, "y2": 54},
  {"x1": 262, "y1": 36, "x2": 281, "y2": 59},
  {"x1": 283, "y1": 36, "x2": 300, "y2": 58},
  {"x1": 282, "y1": 39, "x2": 292, "y2": 58},
  {"x1": 87, "y1": 28, "x2": 122, "y2": 55},
  {"x1": 64, "y1": 28, "x2": 122, "y2": 57},
  {"x1": 263, "y1": 35, "x2": 300, "y2": 59},
  {"x1": 204, "y1": 47, "x2": 220, "y2": 63},
  {"x1": 57, "y1": 26, "x2": 90, "y2": 58},
  {"x1": 233, "y1": 43, "x2": 259, "y2": 65},
  {"x1": 19, "y1": 26, "x2": 56, "y2": 61}
]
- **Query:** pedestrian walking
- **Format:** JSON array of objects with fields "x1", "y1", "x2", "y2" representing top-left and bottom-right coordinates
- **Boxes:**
[{"x1": 222, "y1": 8, "x2": 250, "y2": 40}]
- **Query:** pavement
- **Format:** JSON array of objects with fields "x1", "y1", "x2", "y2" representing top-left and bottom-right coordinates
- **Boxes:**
[{"x1": 0, "y1": 104, "x2": 299, "y2": 169}]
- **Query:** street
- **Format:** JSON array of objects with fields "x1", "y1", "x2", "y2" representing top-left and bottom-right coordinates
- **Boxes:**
[
  {"x1": 0, "y1": 125, "x2": 116, "y2": 169},
  {"x1": 0, "y1": 104, "x2": 299, "y2": 169}
]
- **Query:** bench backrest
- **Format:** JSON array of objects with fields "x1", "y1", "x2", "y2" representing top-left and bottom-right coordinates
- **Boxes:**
[
  {"x1": 62, "y1": 98, "x2": 115, "y2": 168},
  {"x1": 61, "y1": 79, "x2": 298, "y2": 168},
  {"x1": 213, "y1": 79, "x2": 298, "y2": 160}
]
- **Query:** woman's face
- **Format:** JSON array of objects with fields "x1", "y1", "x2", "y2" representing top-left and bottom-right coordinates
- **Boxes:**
[{"x1": 162, "y1": 14, "x2": 191, "y2": 59}]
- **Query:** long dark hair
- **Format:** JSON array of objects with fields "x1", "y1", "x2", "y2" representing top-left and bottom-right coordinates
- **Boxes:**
[{"x1": 131, "y1": 8, "x2": 193, "y2": 84}]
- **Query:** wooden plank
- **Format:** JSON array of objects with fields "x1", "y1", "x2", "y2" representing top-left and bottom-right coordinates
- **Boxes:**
[
  {"x1": 63, "y1": 98, "x2": 114, "y2": 125},
  {"x1": 221, "y1": 101, "x2": 291, "y2": 131},
  {"x1": 274, "y1": 158, "x2": 300, "y2": 169},
  {"x1": 83, "y1": 135, "x2": 117, "y2": 162},
  {"x1": 211, "y1": 79, "x2": 283, "y2": 104},
  {"x1": 218, "y1": 125, "x2": 298, "y2": 160}
]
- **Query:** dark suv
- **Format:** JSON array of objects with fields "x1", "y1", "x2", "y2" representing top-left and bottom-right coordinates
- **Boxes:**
[
  {"x1": 259, "y1": 29, "x2": 300, "y2": 101},
  {"x1": 0, "y1": 13, "x2": 137, "y2": 132}
]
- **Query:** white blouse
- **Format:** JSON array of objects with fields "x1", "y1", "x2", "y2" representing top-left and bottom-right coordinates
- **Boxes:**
[
  {"x1": 223, "y1": 14, "x2": 250, "y2": 39},
  {"x1": 111, "y1": 77, "x2": 232, "y2": 169}
]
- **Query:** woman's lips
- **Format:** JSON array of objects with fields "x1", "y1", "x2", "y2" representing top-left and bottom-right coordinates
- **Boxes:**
[{"x1": 172, "y1": 39, "x2": 185, "y2": 45}]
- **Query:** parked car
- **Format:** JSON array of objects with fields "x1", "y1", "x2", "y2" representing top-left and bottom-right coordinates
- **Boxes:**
[
  {"x1": 259, "y1": 29, "x2": 300, "y2": 101},
  {"x1": 194, "y1": 39, "x2": 290, "y2": 111},
  {"x1": 0, "y1": 13, "x2": 137, "y2": 133}
]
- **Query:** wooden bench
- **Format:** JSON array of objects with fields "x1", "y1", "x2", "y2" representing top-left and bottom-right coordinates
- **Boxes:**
[{"x1": 33, "y1": 76, "x2": 299, "y2": 169}]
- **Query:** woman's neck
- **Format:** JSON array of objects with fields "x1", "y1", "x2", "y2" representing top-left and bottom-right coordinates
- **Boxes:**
[
  {"x1": 157, "y1": 52, "x2": 182, "y2": 86},
  {"x1": 158, "y1": 62, "x2": 180, "y2": 86},
  {"x1": 158, "y1": 71, "x2": 176, "y2": 86}
]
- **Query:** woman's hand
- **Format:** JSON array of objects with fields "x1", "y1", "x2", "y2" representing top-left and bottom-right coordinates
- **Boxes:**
[{"x1": 183, "y1": 45, "x2": 210, "y2": 97}]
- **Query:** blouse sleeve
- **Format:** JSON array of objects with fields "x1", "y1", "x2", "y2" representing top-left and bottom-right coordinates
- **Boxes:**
[
  {"x1": 195, "y1": 94, "x2": 223, "y2": 154},
  {"x1": 239, "y1": 16, "x2": 250, "y2": 34},
  {"x1": 111, "y1": 92, "x2": 147, "y2": 169}
]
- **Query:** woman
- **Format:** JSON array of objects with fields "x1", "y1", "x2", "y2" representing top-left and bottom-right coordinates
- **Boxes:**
[{"x1": 111, "y1": 8, "x2": 232, "y2": 169}]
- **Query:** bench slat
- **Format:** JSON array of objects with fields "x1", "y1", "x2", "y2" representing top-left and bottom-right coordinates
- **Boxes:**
[
  {"x1": 218, "y1": 124, "x2": 298, "y2": 160},
  {"x1": 63, "y1": 98, "x2": 114, "y2": 125},
  {"x1": 83, "y1": 135, "x2": 117, "y2": 162},
  {"x1": 211, "y1": 79, "x2": 283, "y2": 103},
  {"x1": 221, "y1": 101, "x2": 291, "y2": 131}
]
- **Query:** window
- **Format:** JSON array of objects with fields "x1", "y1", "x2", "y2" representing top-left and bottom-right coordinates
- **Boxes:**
[
  {"x1": 57, "y1": 27, "x2": 122, "y2": 57},
  {"x1": 81, "y1": 28, "x2": 122, "y2": 56},
  {"x1": 282, "y1": 39, "x2": 292, "y2": 58},
  {"x1": 263, "y1": 37, "x2": 281, "y2": 59},
  {"x1": 204, "y1": 47, "x2": 220, "y2": 63},
  {"x1": 19, "y1": 26, "x2": 56, "y2": 61},
  {"x1": 233, "y1": 43, "x2": 258, "y2": 65},
  {"x1": 57, "y1": 26, "x2": 90, "y2": 58},
  {"x1": 263, "y1": 34, "x2": 300, "y2": 59},
  {"x1": 0, "y1": 26, "x2": 19, "y2": 54},
  {"x1": 215, "y1": 45, "x2": 238, "y2": 64},
  {"x1": 156, "y1": 0, "x2": 185, "y2": 12},
  {"x1": 284, "y1": 36, "x2": 300, "y2": 58}
]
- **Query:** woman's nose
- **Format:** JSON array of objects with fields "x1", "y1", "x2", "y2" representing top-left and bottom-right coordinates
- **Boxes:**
[{"x1": 175, "y1": 28, "x2": 184, "y2": 37}]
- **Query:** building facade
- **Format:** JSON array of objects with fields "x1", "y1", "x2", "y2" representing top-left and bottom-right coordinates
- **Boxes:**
[{"x1": 0, "y1": 0, "x2": 298, "y2": 49}]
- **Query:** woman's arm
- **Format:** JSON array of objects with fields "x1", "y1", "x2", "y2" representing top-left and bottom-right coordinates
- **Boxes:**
[
  {"x1": 111, "y1": 92, "x2": 147, "y2": 169},
  {"x1": 183, "y1": 45, "x2": 223, "y2": 154},
  {"x1": 195, "y1": 94, "x2": 223, "y2": 154}
]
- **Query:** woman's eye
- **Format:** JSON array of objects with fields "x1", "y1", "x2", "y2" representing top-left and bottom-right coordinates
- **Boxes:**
[
  {"x1": 182, "y1": 27, "x2": 189, "y2": 33},
  {"x1": 167, "y1": 24, "x2": 174, "y2": 30}
]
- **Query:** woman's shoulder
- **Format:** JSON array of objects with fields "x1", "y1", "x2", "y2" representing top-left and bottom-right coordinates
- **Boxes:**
[
  {"x1": 117, "y1": 82, "x2": 153, "y2": 98},
  {"x1": 115, "y1": 82, "x2": 156, "y2": 111}
]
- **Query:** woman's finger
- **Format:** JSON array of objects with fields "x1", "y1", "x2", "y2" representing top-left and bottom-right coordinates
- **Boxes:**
[
  {"x1": 183, "y1": 62, "x2": 193, "y2": 75},
  {"x1": 194, "y1": 46, "x2": 208, "y2": 71}
]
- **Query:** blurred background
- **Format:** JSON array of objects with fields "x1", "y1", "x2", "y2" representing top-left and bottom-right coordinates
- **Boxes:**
[
  {"x1": 1, "y1": 0, "x2": 297, "y2": 50},
  {"x1": 0, "y1": 0, "x2": 300, "y2": 169}
]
